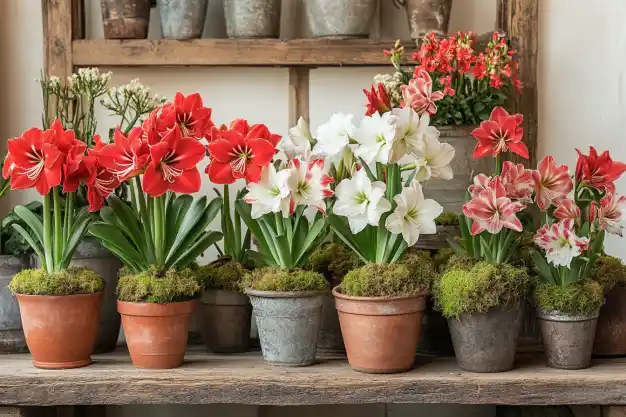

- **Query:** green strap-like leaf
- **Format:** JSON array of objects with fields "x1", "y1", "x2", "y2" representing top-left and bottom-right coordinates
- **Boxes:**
[
  {"x1": 246, "y1": 249, "x2": 277, "y2": 267},
  {"x1": 166, "y1": 196, "x2": 210, "y2": 261},
  {"x1": 13, "y1": 206, "x2": 45, "y2": 247},
  {"x1": 60, "y1": 216, "x2": 93, "y2": 269},
  {"x1": 108, "y1": 197, "x2": 145, "y2": 255},
  {"x1": 11, "y1": 224, "x2": 44, "y2": 267},
  {"x1": 169, "y1": 231, "x2": 223, "y2": 269},
  {"x1": 530, "y1": 250, "x2": 557, "y2": 285},
  {"x1": 327, "y1": 214, "x2": 369, "y2": 263},
  {"x1": 89, "y1": 222, "x2": 148, "y2": 271}
]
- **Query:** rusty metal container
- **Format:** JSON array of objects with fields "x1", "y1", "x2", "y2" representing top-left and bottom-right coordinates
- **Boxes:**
[
  {"x1": 101, "y1": 0, "x2": 151, "y2": 39},
  {"x1": 594, "y1": 284, "x2": 626, "y2": 356},
  {"x1": 394, "y1": 0, "x2": 453, "y2": 42}
]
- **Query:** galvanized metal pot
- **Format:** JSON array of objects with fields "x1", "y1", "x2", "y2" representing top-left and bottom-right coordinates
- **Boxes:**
[
  {"x1": 199, "y1": 289, "x2": 251, "y2": 353},
  {"x1": 158, "y1": 0, "x2": 209, "y2": 40},
  {"x1": 305, "y1": 0, "x2": 378, "y2": 39},
  {"x1": 224, "y1": 0, "x2": 281, "y2": 39},
  {"x1": 247, "y1": 289, "x2": 325, "y2": 366},
  {"x1": 0, "y1": 255, "x2": 30, "y2": 353},
  {"x1": 593, "y1": 284, "x2": 626, "y2": 356},
  {"x1": 448, "y1": 301, "x2": 524, "y2": 373},
  {"x1": 394, "y1": 0, "x2": 453, "y2": 42},
  {"x1": 317, "y1": 292, "x2": 345, "y2": 355},
  {"x1": 538, "y1": 309, "x2": 599, "y2": 370},
  {"x1": 101, "y1": 0, "x2": 151, "y2": 39}
]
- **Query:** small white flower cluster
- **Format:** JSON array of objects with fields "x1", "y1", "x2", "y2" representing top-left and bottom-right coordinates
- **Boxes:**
[
  {"x1": 102, "y1": 79, "x2": 166, "y2": 116},
  {"x1": 373, "y1": 72, "x2": 404, "y2": 107},
  {"x1": 69, "y1": 67, "x2": 112, "y2": 97}
]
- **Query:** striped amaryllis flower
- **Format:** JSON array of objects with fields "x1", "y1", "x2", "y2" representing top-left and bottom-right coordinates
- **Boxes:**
[
  {"x1": 285, "y1": 158, "x2": 334, "y2": 215},
  {"x1": 400, "y1": 70, "x2": 444, "y2": 116},
  {"x1": 591, "y1": 192, "x2": 626, "y2": 236},
  {"x1": 500, "y1": 161, "x2": 535, "y2": 201},
  {"x1": 534, "y1": 219, "x2": 589, "y2": 268},
  {"x1": 462, "y1": 177, "x2": 526, "y2": 235},
  {"x1": 532, "y1": 156, "x2": 573, "y2": 211},
  {"x1": 553, "y1": 198, "x2": 581, "y2": 221}
]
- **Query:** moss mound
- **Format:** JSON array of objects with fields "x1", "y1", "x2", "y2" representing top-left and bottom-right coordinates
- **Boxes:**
[
  {"x1": 9, "y1": 267, "x2": 104, "y2": 296},
  {"x1": 196, "y1": 260, "x2": 247, "y2": 293},
  {"x1": 341, "y1": 262, "x2": 429, "y2": 298},
  {"x1": 534, "y1": 280, "x2": 604, "y2": 315},
  {"x1": 435, "y1": 212, "x2": 460, "y2": 226},
  {"x1": 307, "y1": 243, "x2": 362, "y2": 286},
  {"x1": 590, "y1": 255, "x2": 626, "y2": 291},
  {"x1": 245, "y1": 268, "x2": 328, "y2": 292},
  {"x1": 435, "y1": 261, "x2": 530, "y2": 318},
  {"x1": 117, "y1": 267, "x2": 200, "y2": 303}
]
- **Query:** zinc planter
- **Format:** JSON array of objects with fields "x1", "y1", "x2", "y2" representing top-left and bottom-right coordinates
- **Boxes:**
[
  {"x1": 317, "y1": 292, "x2": 345, "y2": 355},
  {"x1": 158, "y1": 0, "x2": 208, "y2": 40},
  {"x1": 448, "y1": 302, "x2": 524, "y2": 373},
  {"x1": 247, "y1": 289, "x2": 325, "y2": 366},
  {"x1": 101, "y1": 0, "x2": 151, "y2": 39},
  {"x1": 538, "y1": 309, "x2": 599, "y2": 370},
  {"x1": 305, "y1": 0, "x2": 378, "y2": 39},
  {"x1": 118, "y1": 300, "x2": 195, "y2": 369},
  {"x1": 16, "y1": 293, "x2": 103, "y2": 369},
  {"x1": 224, "y1": 0, "x2": 281, "y2": 39},
  {"x1": 199, "y1": 290, "x2": 251, "y2": 353},
  {"x1": 593, "y1": 284, "x2": 626, "y2": 356},
  {"x1": 0, "y1": 255, "x2": 30, "y2": 353},
  {"x1": 394, "y1": 0, "x2": 453, "y2": 43},
  {"x1": 333, "y1": 287, "x2": 427, "y2": 374}
]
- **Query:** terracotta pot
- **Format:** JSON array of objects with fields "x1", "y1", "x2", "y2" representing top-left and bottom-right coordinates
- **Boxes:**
[
  {"x1": 333, "y1": 287, "x2": 427, "y2": 374},
  {"x1": 199, "y1": 290, "x2": 251, "y2": 353},
  {"x1": 594, "y1": 284, "x2": 626, "y2": 356},
  {"x1": 118, "y1": 300, "x2": 194, "y2": 369},
  {"x1": 16, "y1": 293, "x2": 103, "y2": 369},
  {"x1": 100, "y1": 0, "x2": 151, "y2": 39},
  {"x1": 0, "y1": 255, "x2": 30, "y2": 353}
]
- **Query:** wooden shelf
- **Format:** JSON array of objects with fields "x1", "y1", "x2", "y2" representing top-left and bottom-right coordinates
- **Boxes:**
[
  {"x1": 1, "y1": 350, "x2": 625, "y2": 406},
  {"x1": 71, "y1": 39, "x2": 414, "y2": 67}
]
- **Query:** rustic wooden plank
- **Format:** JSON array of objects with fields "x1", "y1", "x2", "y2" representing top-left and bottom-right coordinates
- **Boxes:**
[
  {"x1": 0, "y1": 407, "x2": 56, "y2": 417},
  {"x1": 71, "y1": 0, "x2": 85, "y2": 40},
  {"x1": 289, "y1": 67, "x2": 310, "y2": 126},
  {"x1": 71, "y1": 39, "x2": 416, "y2": 67},
  {"x1": 42, "y1": 0, "x2": 73, "y2": 78},
  {"x1": 604, "y1": 408, "x2": 626, "y2": 417}
]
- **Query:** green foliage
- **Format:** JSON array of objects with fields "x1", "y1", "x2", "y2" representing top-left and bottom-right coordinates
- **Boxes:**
[
  {"x1": 9, "y1": 267, "x2": 104, "y2": 296},
  {"x1": 435, "y1": 212, "x2": 460, "y2": 226},
  {"x1": 533, "y1": 280, "x2": 604, "y2": 315},
  {"x1": 341, "y1": 262, "x2": 430, "y2": 298},
  {"x1": 196, "y1": 260, "x2": 247, "y2": 293},
  {"x1": 435, "y1": 261, "x2": 530, "y2": 318},
  {"x1": 117, "y1": 267, "x2": 201, "y2": 303},
  {"x1": 307, "y1": 242, "x2": 362, "y2": 286},
  {"x1": 432, "y1": 86, "x2": 509, "y2": 126},
  {"x1": 589, "y1": 255, "x2": 626, "y2": 292},
  {"x1": 1, "y1": 202, "x2": 42, "y2": 256},
  {"x1": 245, "y1": 268, "x2": 329, "y2": 292}
]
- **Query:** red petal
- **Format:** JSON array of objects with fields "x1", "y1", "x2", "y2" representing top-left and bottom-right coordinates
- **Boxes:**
[
  {"x1": 170, "y1": 168, "x2": 201, "y2": 194},
  {"x1": 473, "y1": 143, "x2": 494, "y2": 159},
  {"x1": 183, "y1": 93, "x2": 203, "y2": 114},
  {"x1": 508, "y1": 141, "x2": 529, "y2": 159},
  {"x1": 142, "y1": 163, "x2": 169, "y2": 197},
  {"x1": 171, "y1": 137, "x2": 206, "y2": 170},
  {"x1": 207, "y1": 161, "x2": 236, "y2": 185},
  {"x1": 245, "y1": 163, "x2": 262, "y2": 183},
  {"x1": 248, "y1": 139, "x2": 275, "y2": 166},
  {"x1": 150, "y1": 142, "x2": 171, "y2": 164},
  {"x1": 207, "y1": 138, "x2": 236, "y2": 163}
]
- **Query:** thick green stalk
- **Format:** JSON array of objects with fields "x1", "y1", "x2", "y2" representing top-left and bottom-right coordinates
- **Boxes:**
[
  {"x1": 275, "y1": 212, "x2": 284, "y2": 235},
  {"x1": 64, "y1": 192, "x2": 75, "y2": 244},
  {"x1": 129, "y1": 181, "x2": 139, "y2": 217},
  {"x1": 495, "y1": 154, "x2": 502, "y2": 176},
  {"x1": 52, "y1": 187, "x2": 62, "y2": 270},
  {"x1": 234, "y1": 206, "x2": 242, "y2": 261},
  {"x1": 42, "y1": 194, "x2": 53, "y2": 274},
  {"x1": 134, "y1": 177, "x2": 155, "y2": 264},
  {"x1": 153, "y1": 195, "x2": 165, "y2": 266},
  {"x1": 223, "y1": 185, "x2": 233, "y2": 257}
]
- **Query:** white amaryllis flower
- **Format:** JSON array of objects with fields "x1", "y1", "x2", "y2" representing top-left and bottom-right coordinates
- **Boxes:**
[
  {"x1": 389, "y1": 107, "x2": 440, "y2": 164},
  {"x1": 312, "y1": 113, "x2": 356, "y2": 162},
  {"x1": 281, "y1": 117, "x2": 313, "y2": 159},
  {"x1": 385, "y1": 180, "x2": 443, "y2": 246},
  {"x1": 333, "y1": 169, "x2": 392, "y2": 234},
  {"x1": 243, "y1": 164, "x2": 291, "y2": 219},
  {"x1": 413, "y1": 134, "x2": 455, "y2": 181},
  {"x1": 286, "y1": 158, "x2": 334, "y2": 215},
  {"x1": 534, "y1": 219, "x2": 590, "y2": 267},
  {"x1": 352, "y1": 112, "x2": 398, "y2": 165}
]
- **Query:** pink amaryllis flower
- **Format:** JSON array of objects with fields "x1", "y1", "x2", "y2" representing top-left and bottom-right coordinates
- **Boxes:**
[
  {"x1": 500, "y1": 161, "x2": 535, "y2": 201},
  {"x1": 575, "y1": 146, "x2": 626, "y2": 193},
  {"x1": 532, "y1": 156, "x2": 573, "y2": 211},
  {"x1": 400, "y1": 70, "x2": 444, "y2": 116},
  {"x1": 471, "y1": 107, "x2": 527, "y2": 159},
  {"x1": 553, "y1": 198, "x2": 581, "y2": 221},
  {"x1": 534, "y1": 219, "x2": 589, "y2": 267},
  {"x1": 591, "y1": 192, "x2": 626, "y2": 236},
  {"x1": 468, "y1": 173, "x2": 493, "y2": 198},
  {"x1": 462, "y1": 178, "x2": 526, "y2": 235}
]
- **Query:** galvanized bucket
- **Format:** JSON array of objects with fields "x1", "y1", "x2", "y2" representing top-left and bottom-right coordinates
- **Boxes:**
[
  {"x1": 537, "y1": 309, "x2": 599, "y2": 370},
  {"x1": 101, "y1": 0, "x2": 151, "y2": 39},
  {"x1": 0, "y1": 255, "x2": 30, "y2": 353},
  {"x1": 158, "y1": 0, "x2": 209, "y2": 39},
  {"x1": 199, "y1": 289, "x2": 251, "y2": 353},
  {"x1": 224, "y1": 0, "x2": 281, "y2": 39},
  {"x1": 247, "y1": 289, "x2": 325, "y2": 366},
  {"x1": 305, "y1": 0, "x2": 378, "y2": 39}
]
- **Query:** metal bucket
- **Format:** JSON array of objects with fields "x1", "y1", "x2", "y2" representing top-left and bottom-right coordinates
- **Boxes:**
[
  {"x1": 305, "y1": 0, "x2": 378, "y2": 39},
  {"x1": 394, "y1": 0, "x2": 453, "y2": 42},
  {"x1": 0, "y1": 255, "x2": 30, "y2": 353},
  {"x1": 199, "y1": 289, "x2": 251, "y2": 353},
  {"x1": 224, "y1": 0, "x2": 281, "y2": 39},
  {"x1": 158, "y1": 0, "x2": 209, "y2": 40},
  {"x1": 101, "y1": 0, "x2": 151, "y2": 39}
]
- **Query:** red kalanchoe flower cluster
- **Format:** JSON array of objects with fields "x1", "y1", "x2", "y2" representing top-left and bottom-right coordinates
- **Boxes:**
[
  {"x1": 471, "y1": 107, "x2": 527, "y2": 159},
  {"x1": 575, "y1": 146, "x2": 626, "y2": 193}
]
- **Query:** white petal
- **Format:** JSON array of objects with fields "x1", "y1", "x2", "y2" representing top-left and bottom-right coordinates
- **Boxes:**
[
  {"x1": 385, "y1": 212, "x2": 404, "y2": 235},
  {"x1": 432, "y1": 164, "x2": 454, "y2": 180},
  {"x1": 402, "y1": 224, "x2": 420, "y2": 247},
  {"x1": 366, "y1": 197, "x2": 392, "y2": 226},
  {"x1": 348, "y1": 213, "x2": 369, "y2": 234},
  {"x1": 430, "y1": 142, "x2": 455, "y2": 167}
]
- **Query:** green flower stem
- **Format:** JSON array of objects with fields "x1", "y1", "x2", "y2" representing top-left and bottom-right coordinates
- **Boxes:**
[
  {"x1": 223, "y1": 184, "x2": 233, "y2": 257},
  {"x1": 233, "y1": 204, "x2": 242, "y2": 261},
  {"x1": 495, "y1": 154, "x2": 502, "y2": 176},
  {"x1": 53, "y1": 187, "x2": 62, "y2": 269},
  {"x1": 275, "y1": 212, "x2": 284, "y2": 235},
  {"x1": 64, "y1": 191, "x2": 75, "y2": 244},
  {"x1": 42, "y1": 193, "x2": 53, "y2": 274},
  {"x1": 153, "y1": 195, "x2": 165, "y2": 266},
  {"x1": 134, "y1": 176, "x2": 155, "y2": 264},
  {"x1": 129, "y1": 181, "x2": 139, "y2": 217}
]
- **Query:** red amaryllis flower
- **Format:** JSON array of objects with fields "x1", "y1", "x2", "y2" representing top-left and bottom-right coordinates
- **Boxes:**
[
  {"x1": 500, "y1": 161, "x2": 535, "y2": 201},
  {"x1": 155, "y1": 92, "x2": 214, "y2": 140},
  {"x1": 532, "y1": 156, "x2": 573, "y2": 211},
  {"x1": 63, "y1": 150, "x2": 95, "y2": 193},
  {"x1": 206, "y1": 121, "x2": 278, "y2": 184},
  {"x1": 364, "y1": 83, "x2": 392, "y2": 116},
  {"x1": 400, "y1": 70, "x2": 444, "y2": 115},
  {"x1": 592, "y1": 192, "x2": 626, "y2": 236},
  {"x1": 462, "y1": 178, "x2": 526, "y2": 235},
  {"x1": 142, "y1": 127, "x2": 205, "y2": 197},
  {"x1": 98, "y1": 127, "x2": 150, "y2": 181},
  {"x1": 471, "y1": 107, "x2": 527, "y2": 159},
  {"x1": 575, "y1": 147, "x2": 626, "y2": 193},
  {"x1": 226, "y1": 119, "x2": 282, "y2": 148},
  {"x1": 553, "y1": 198, "x2": 581, "y2": 221},
  {"x1": 85, "y1": 155, "x2": 121, "y2": 213}
]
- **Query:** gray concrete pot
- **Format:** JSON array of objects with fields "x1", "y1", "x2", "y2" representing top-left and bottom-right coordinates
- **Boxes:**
[
  {"x1": 0, "y1": 255, "x2": 30, "y2": 353},
  {"x1": 200, "y1": 289, "x2": 251, "y2": 353},
  {"x1": 537, "y1": 309, "x2": 599, "y2": 370},
  {"x1": 448, "y1": 301, "x2": 524, "y2": 373},
  {"x1": 317, "y1": 292, "x2": 345, "y2": 355},
  {"x1": 224, "y1": 0, "x2": 281, "y2": 39},
  {"x1": 247, "y1": 289, "x2": 326, "y2": 366},
  {"x1": 158, "y1": 0, "x2": 209, "y2": 39},
  {"x1": 305, "y1": 0, "x2": 378, "y2": 39}
]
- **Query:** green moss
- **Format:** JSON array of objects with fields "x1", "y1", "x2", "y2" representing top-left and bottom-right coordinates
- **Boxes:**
[
  {"x1": 439, "y1": 254, "x2": 478, "y2": 274},
  {"x1": 9, "y1": 267, "x2": 104, "y2": 296},
  {"x1": 433, "y1": 248, "x2": 455, "y2": 272},
  {"x1": 533, "y1": 280, "x2": 604, "y2": 315},
  {"x1": 341, "y1": 262, "x2": 430, "y2": 297},
  {"x1": 245, "y1": 268, "x2": 329, "y2": 292},
  {"x1": 398, "y1": 249, "x2": 438, "y2": 291},
  {"x1": 590, "y1": 255, "x2": 626, "y2": 291},
  {"x1": 435, "y1": 212, "x2": 460, "y2": 226},
  {"x1": 196, "y1": 260, "x2": 247, "y2": 293},
  {"x1": 435, "y1": 261, "x2": 530, "y2": 318},
  {"x1": 117, "y1": 267, "x2": 200, "y2": 303},
  {"x1": 307, "y1": 243, "x2": 362, "y2": 286}
]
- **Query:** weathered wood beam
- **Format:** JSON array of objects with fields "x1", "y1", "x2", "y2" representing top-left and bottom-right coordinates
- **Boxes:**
[{"x1": 42, "y1": 0, "x2": 73, "y2": 78}]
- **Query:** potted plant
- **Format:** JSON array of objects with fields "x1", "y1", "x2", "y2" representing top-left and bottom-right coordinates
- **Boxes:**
[
  {"x1": 89, "y1": 92, "x2": 223, "y2": 369},
  {"x1": 100, "y1": 0, "x2": 151, "y2": 39},
  {"x1": 591, "y1": 255, "x2": 626, "y2": 356},
  {"x1": 305, "y1": 0, "x2": 378, "y2": 39}
]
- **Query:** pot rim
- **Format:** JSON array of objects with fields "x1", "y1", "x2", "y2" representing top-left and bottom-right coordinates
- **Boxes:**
[
  {"x1": 15, "y1": 292, "x2": 104, "y2": 300},
  {"x1": 536, "y1": 308, "x2": 600, "y2": 322},
  {"x1": 117, "y1": 299, "x2": 196, "y2": 317},
  {"x1": 245, "y1": 288, "x2": 328, "y2": 298},
  {"x1": 332, "y1": 286, "x2": 427, "y2": 302}
]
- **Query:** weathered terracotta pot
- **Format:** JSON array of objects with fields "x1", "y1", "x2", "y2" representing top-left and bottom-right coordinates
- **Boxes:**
[
  {"x1": 100, "y1": 0, "x2": 151, "y2": 39},
  {"x1": 118, "y1": 300, "x2": 194, "y2": 369},
  {"x1": 594, "y1": 284, "x2": 626, "y2": 356},
  {"x1": 17, "y1": 293, "x2": 103, "y2": 369},
  {"x1": 199, "y1": 289, "x2": 251, "y2": 353},
  {"x1": 0, "y1": 255, "x2": 30, "y2": 353},
  {"x1": 394, "y1": 0, "x2": 453, "y2": 42},
  {"x1": 333, "y1": 287, "x2": 427, "y2": 374}
]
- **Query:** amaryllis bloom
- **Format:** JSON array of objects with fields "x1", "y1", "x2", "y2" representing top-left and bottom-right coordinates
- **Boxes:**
[
  {"x1": 156, "y1": 92, "x2": 214, "y2": 140},
  {"x1": 97, "y1": 127, "x2": 149, "y2": 181},
  {"x1": 471, "y1": 107, "x2": 527, "y2": 159},
  {"x1": 534, "y1": 219, "x2": 589, "y2": 267},
  {"x1": 532, "y1": 156, "x2": 573, "y2": 211},
  {"x1": 364, "y1": 83, "x2": 392, "y2": 116},
  {"x1": 312, "y1": 113, "x2": 355, "y2": 163},
  {"x1": 282, "y1": 117, "x2": 312, "y2": 160},
  {"x1": 286, "y1": 158, "x2": 334, "y2": 215},
  {"x1": 462, "y1": 178, "x2": 526, "y2": 235},
  {"x1": 352, "y1": 111, "x2": 398, "y2": 165},
  {"x1": 468, "y1": 173, "x2": 493, "y2": 198},
  {"x1": 400, "y1": 70, "x2": 444, "y2": 115},
  {"x1": 593, "y1": 192, "x2": 626, "y2": 236},
  {"x1": 86, "y1": 161, "x2": 121, "y2": 213},
  {"x1": 333, "y1": 169, "x2": 391, "y2": 234},
  {"x1": 500, "y1": 161, "x2": 535, "y2": 201},
  {"x1": 390, "y1": 107, "x2": 440, "y2": 163},
  {"x1": 575, "y1": 146, "x2": 626, "y2": 193},
  {"x1": 64, "y1": 150, "x2": 95, "y2": 193},
  {"x1": 143, "y1": 127, "x2": 206, "y2": 197},
  {"x1": 553, "y1": 199, "x2": 581, "y2": 221},
  {"x1": 243, "y1": 164, "x2": 291, "y2": 219},
  {"x1": 413, "y1": 134, "x2": 455, "y2": 181},
  {"x1": 206, "y1": 121, "x2": 278, "y2": 184}
]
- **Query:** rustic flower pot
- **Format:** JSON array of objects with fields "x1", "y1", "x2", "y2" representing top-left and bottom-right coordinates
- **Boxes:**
[
  {"x1": 224, "y1": 0, "x2": 281, "y2": 39},
  {"x1": 158, "y1": 0, "x2": 208, "y2": 40},
  {"x1": 394, "y1": 0, "x2": 453, "y2": 43},
  {"x1": 247, "y1": 289, "x2": 325, "y2": 366},
  {"x1": 101, "y1": 0, "x2": 151, "y2": 39},
  {"x1": 118, "y1": 300, "x2": 195, "y2": 369},
  {"x1": 16, "y1": 293, "x2": 103, "y2": 369},
  {"x1": 317, "y1": 292, "x2": 345, "y2": 355},
  {"x1": 448, "y1": 301, "x2": 524, "y2": 373},
  {"x1": 538, "y1": 309, "x2": 599, "y2": 370},
  {"x1": 594, "y1": 284, "x2": 626, "y2": 356},
  {"x1": 417, "y1": 299, "x2": 454, "y2": 356},
  {"x1": 305, "y1": 0, "x2": 378, "y2": 39},
  {"x1": 199, "y1": 289, "x2": 251, "y2": 353},
  {"x1": 0, "y1": 255, "x2": 30, "y2": 353},
  {"x1": 333, "y1": 287, "x2": 427, "y2": 374}
]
